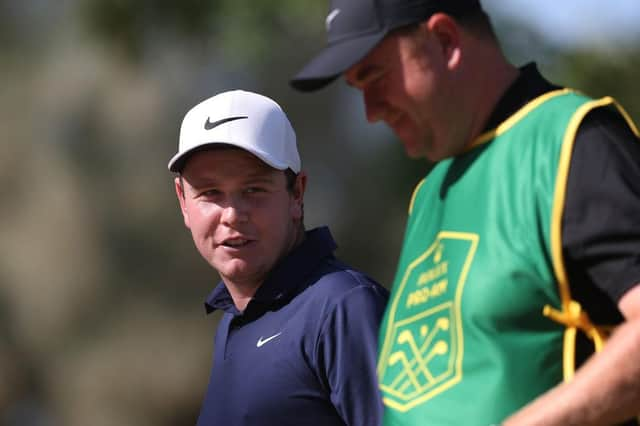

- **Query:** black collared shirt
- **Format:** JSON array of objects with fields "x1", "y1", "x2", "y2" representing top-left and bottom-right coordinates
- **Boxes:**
[
  {"x1": 485, "y1": 64, "x2": 640, "y2": 326},
  {"x1": 197, "y1": 226, "x2": 389, "y2": 426},
  {"x1": 486, "y1": 65, "x2": 640, "y2": 382}
]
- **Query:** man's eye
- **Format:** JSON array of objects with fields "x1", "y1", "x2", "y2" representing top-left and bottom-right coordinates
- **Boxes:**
[
  {"x1": 245, "y1": 187, "x2": 265, "y2": 194},
  {"x1": 200, "y1": 189, "x2": 221, "y2": 197}
]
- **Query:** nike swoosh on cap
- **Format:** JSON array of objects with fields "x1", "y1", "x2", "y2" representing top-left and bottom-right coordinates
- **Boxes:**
[{"x1": 204, "y1": 115, "x2": 248, "y2": 131}]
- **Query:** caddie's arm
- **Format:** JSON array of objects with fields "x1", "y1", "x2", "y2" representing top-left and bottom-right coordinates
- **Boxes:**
[{"x1": 502, "y1": 284, "x2": 640, "y2": 426}]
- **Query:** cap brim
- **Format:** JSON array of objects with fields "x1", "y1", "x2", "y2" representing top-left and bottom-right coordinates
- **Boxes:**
[
  {"x1": 168, "y1": 143, "x2": 216, "y2": 173},
  {"x1": 290, "y1": 31, "x2": 387, "y2": 92},
  {"x1": 168, "y1": 142, "x2": 295, "y2": 174}
]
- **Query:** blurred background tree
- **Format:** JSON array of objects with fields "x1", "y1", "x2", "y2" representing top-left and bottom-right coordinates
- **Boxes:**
[{"x1": 0, "y1": 1, "x2": 638, "y2": 425}]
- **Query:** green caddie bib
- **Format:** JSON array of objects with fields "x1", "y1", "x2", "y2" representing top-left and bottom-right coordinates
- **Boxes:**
[{"x1": 378, "y1": 90, "x2": 638, "y2": 426}]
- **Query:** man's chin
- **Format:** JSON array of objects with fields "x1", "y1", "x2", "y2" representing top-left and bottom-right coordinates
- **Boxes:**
[
  {"x1": 401, "y1": 140, "x2": 428, "y2": 160},
  {"x1": 215, "y1": 259, "x2": 255, "y2": 280}
]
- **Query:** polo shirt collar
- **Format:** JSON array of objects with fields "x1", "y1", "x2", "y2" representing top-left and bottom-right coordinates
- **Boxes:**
[{"x1": 204, "y1": 226, "x2": 337, "y2": 315}]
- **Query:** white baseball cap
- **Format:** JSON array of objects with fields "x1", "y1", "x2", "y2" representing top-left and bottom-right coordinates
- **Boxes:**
[{"x1": 168, "y1": 90, "x2": 301, "y2": 173}]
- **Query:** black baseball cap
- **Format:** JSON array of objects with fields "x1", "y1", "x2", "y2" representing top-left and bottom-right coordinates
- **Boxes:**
[{"x1": 290, "y1": 0, "x2": 483, "y2": 92}]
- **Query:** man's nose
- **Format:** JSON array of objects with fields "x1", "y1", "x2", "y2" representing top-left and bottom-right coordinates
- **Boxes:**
[{"x1": 221, "y1": 197, "x2": 249, "y2": 225}]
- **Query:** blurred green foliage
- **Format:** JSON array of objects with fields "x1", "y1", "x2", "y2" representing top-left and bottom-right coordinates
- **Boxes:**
[
  {"x1": 80, "y1": 0, "x2": 326, "y2": 61},
  {"x1": 561, "y1": 49, "x2": 640, "y2": 117}
]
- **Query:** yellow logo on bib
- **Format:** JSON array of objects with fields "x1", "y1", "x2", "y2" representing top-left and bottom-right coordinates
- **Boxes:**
[{"x1": 378, "y1": 232, "x2": 479, "y2": 412}]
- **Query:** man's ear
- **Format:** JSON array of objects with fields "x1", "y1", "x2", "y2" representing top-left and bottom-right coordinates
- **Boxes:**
[
  {"x1": 175, "y1": 176, "x2": 191, "y2": 229},
  {"x1": 425, "y1": 13, "x2": 462, "y2": 69},
  {"x1": 291, "y1": 171, "x2": 307, "y2": 220}
]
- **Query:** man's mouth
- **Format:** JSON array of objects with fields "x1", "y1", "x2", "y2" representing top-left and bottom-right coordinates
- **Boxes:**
[{"x1": 221, "y1": 238, "x2": 251, "y2": 248}]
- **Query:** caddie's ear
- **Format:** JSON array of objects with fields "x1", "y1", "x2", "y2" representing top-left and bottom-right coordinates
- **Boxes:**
[
  {"x1": 425, "y1": 13, "x2": 462, "y2": 70},
  {"x1": 290, "y1": 171, "x2": 307, "y2": 220},
  {"x1": 174, "y1": 176, "x2": 191, "y2": 229}
]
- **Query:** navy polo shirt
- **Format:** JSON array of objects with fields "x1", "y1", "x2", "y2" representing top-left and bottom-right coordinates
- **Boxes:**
[{"x1": 196, "y1": 226, "x2": 389, "y2": 426}]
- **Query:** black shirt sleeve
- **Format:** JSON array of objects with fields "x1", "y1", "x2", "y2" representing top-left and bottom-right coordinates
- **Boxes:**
[{"x1": 563, "y1": 106, "x2": 640, "y2": 323}]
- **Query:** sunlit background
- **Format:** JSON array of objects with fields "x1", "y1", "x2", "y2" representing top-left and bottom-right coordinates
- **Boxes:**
[{"x1": 1, "y1": 1, "x2": 639, "y2": 425}]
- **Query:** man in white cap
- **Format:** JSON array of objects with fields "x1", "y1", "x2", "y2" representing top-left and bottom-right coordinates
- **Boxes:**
[{"x1": 169, "y1": 90, "x2": 388, "y2": 426}]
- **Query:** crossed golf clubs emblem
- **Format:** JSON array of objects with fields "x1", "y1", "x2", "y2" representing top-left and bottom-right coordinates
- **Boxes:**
[{"x1": 388, "y1": 317, "x2": 451, "y2": 394}]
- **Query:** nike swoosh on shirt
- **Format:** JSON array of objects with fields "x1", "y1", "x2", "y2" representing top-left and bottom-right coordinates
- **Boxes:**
[
  {"x1": 204, "y1": 115, "x2": 248, "y2": 130},
  {"x1": 256, "y1": 332, "x2": 282, "y2": 348}
]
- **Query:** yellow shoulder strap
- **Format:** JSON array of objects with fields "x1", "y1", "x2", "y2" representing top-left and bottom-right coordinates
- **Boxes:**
[{"x1": 544, "y1": 96, "x2": 638, "y2": 381}]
